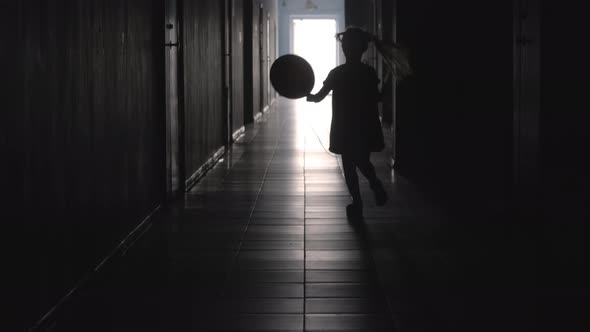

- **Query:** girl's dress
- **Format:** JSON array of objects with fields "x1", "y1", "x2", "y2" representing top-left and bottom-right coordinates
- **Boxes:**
[{"x1": 322, "y1": 62, "x2": 385, "y2": 154}]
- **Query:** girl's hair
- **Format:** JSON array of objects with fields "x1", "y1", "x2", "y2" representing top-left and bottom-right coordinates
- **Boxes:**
[
  {"x1": 336, "y1": 27, "x2": 413, "y2": 81},
  {"x1": 336, "y1": 27, "x2": 371, "y2": 53}
]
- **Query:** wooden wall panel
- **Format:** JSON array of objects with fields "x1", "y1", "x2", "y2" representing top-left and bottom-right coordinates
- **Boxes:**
[
  {"x1": 262, "y1": 0, "x2": 278, "y2": 107},
  {"x1": 268, "y1": 1, "x2": 278, "y2": 103},
  {"x1": 231, "y1": 0, "x2": 245, "y2": 131},
  {"x1": 252, "y1": 1, "x2": 262, "y2": 116},
  {"x1": 4, "y1": 1, "x2": 165, "y2": 329},
  {"x1": 380, "y1": 0, "x2": 396, "y2": 125},
  {"x1": 182, "y1": 0, "x2": 224, "y2": 176},
  {"x1": 243, "y1": 0, "x2": 254, "y2": 123},
  {"x1": 244, "y1": 0, "x2": 277, "y2": 121},
  {"x1": 538, "y1": 4, "x2": 588, "y2": 328}
]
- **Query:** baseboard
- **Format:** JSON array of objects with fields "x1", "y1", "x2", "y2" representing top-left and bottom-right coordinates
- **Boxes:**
[
  {"x1": 184, "y1": 146, "x2": 226, "y2": 192},
  {"x1": 30, "y1": 204, "x2": 162, "y2": 331},
  {"x1": 254, "y1": 112, "x2": 263, "y2": 122},
  {"x1": 232, "y1": 126, "x2": 246, "y2": 142}
]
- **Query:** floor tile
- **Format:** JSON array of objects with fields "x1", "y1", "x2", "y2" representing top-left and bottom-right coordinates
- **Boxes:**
[
  {"x1": 305, "y1": 298, "x2": 385, "y2": 314},
  {"x1": 305, "y1": 283, "x2": 377, "y2": 298},
  {"x1": 199, "y1": 314, "x2": 304, "y2": 331},
  {"x1": 250, "y1": 218, "x2": 304, "y2": 225},
  {"x1": 242, "y1": 240, "x2": 304, "y2": 250},
  {"x1": 305, "y1": 250, "x2": 369, "y2": 270},
  {"x1": 244, "y1": 225, "x2": 304, "y2": 241},
  {"x1": 305, "y1": 218, "x2": 349, "y2": 225},
  {"x1": 226, "y1": 298, "x2": 304, "y2": 313},
  {"x1": 305, "y1": 270, "x2": 371, "y2": 283},
  {"x1": 228, "y1": 283, "x2": 304, "y2": 298},
  {"x1": 233, "y1": 270, "x2": 304, "y2": 283},
  {"x1": 305, "y1": 314, "x2": 393, "y2": 331},
  {"x1": 305, "y1": 240, "x2": 366, "y2": 250},
  {"x1": 237, "y1": 250, "x2": 304, "y2": 270}
]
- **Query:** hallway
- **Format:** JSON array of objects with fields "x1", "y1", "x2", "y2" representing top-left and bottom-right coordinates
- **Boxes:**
[
  {"x1": 52, "y1": 98, "x2": 454, "y2": 331},
  {"x1": 6, "y1": 1, "x2": 589, "y2": 331}
]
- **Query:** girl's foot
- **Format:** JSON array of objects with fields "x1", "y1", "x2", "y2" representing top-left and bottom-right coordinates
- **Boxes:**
[{"x1": 346, "y1": 203, "x2": 363, "y2": 219}]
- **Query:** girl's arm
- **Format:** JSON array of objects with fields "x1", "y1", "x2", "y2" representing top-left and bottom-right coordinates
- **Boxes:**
[{"x1": 306, "y1": 85, "x2": 331, "y2": 103}]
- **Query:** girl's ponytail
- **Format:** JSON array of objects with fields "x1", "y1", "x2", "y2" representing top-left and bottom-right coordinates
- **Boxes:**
[
  {"x1": 336, "y1": 27, "x2": 412, "y2": 81},
  {"x1": 370, "y1": 34, "x2": 413, "y2": 81}
]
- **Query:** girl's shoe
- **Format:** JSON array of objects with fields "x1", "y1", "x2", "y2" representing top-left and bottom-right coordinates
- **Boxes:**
[{"x1": 346, "y1": 203, "x2": 363, "y2": 219}]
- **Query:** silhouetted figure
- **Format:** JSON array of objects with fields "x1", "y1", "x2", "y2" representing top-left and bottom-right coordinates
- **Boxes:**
[{"x1": 307, "y1": 27, "x2": 389, "y2": 218}]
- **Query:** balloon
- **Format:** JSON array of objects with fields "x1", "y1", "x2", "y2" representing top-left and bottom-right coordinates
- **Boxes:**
[{"x1": 270, "y1": 54, "x2": 315, "y2": 99}]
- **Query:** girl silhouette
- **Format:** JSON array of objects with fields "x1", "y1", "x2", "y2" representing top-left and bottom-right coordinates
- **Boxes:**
[{"x1": 307, "y1": 27, "x2": 411, "y2": 218}]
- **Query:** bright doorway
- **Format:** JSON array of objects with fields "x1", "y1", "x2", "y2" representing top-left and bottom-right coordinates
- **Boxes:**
[{"x1": 291, "y1": 18, "x2": 339, "y2": 93}]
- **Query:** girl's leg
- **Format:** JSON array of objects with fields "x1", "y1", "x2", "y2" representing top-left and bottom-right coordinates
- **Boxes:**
[
  {"x1": 356, "y1": 152, "x2": 379, "y2": 185},
  {"x1": 356, "y1": 152, "x2": 388, "y2": 206},
  {"x1": 341, "y1": 154, "x2": 362, "y2": 206}
]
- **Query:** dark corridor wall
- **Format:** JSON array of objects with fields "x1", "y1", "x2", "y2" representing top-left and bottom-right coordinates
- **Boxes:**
[
  {"x1": 244, "y1": 0, "x2": 277, "y2": 123},
  {"x1": 345, "y1": 0, "x2": 514, "y2": 201},
  {"x1": 539, "y1": 3, "x2": 589, "y2": 329},
  {"x1": 3, "y1": 1, "x2": 164, "y2": 329},
  {"x1": 394, "y1": 0, "x2": 513, "y2": 202},
  {"x1": 231, "y1": 0, "x2": 245, "y2": 135},
  {"x1": 1, "y1": 0, "x2": 278, "y2": 329},
  {"x1": 260, "y1": 0, "x2": 278, "y2": 110},
  {"x1": 182, "y1": 0, "x2": 225, "y2": 178}
]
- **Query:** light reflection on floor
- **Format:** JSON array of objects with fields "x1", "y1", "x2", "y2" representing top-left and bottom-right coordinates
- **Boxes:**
[{"x1": 56, "y1": 97, "x2": 459, "y2": 332}]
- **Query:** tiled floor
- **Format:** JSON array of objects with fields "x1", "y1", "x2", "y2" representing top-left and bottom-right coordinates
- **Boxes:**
[
  {"x1": 55, "y1": 98, "x2": 535, "y2": 331},
  {"x1": 175, "y1": 98, "x2": 400, "y2": 331}
]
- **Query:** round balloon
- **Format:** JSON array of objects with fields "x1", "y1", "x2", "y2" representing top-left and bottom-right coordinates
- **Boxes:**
[{"x1": 270, "y1": 54, "x2": 315, "y2": 99}]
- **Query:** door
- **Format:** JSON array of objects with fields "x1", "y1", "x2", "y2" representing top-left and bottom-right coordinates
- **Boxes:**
[
  {"x1": 266, "y1": 16, "x2": 271, "y2": 106},
  {"x1": 385, "y1": 0, "x2": 398, "y2": 165},
  {"x1": 513, "y1": 0, "x2": 540, "y2": 210},
  {"x1": 165, "y1": 0, "x2": 184, "y2": 198},
  {"x1": 258, "y1": 3, "x2": 265, "y2": 112},
  {"x1": 223, "y1": 0, "x2": 232, "y2": 145}
]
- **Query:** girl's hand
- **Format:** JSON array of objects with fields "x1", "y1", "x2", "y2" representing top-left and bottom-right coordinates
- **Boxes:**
[{"x1": 306, "y1": 86, "x2": 330, "y2": 103}]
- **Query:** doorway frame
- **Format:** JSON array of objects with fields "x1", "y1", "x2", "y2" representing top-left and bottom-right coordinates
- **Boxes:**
[
  {"x1": 164, "y1": 0, "x2": 186, "y2": 200},
  {"x1": 288, "y1": 14, "x2": 345, "y2": 66},
  {"x1": 512, "y1": 0, "x2": 541, "y2": 211}
]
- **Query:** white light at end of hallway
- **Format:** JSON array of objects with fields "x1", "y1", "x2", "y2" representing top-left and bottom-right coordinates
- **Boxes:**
[{"x1": 292, "y1": 18, "x2": 337, "y2": 93}]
